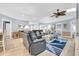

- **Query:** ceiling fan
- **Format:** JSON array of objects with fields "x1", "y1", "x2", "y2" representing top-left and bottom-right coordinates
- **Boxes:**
[{"x1": 51, "y1": 9, "x2": 66, "y2": 18}]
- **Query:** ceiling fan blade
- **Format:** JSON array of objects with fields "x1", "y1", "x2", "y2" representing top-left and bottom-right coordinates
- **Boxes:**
[
  {"x1": 53, "y1": 13, "x2": 57, "y2": 14},
  {"x1": 61, "y1": 14, "x2": 66, "y2": 16},
  {"x1": 60, "y1": 11, "x2": 66, "y2": 14},
  {"x1": 63, "y1": 13, "x2": 66, "y2": 15}
]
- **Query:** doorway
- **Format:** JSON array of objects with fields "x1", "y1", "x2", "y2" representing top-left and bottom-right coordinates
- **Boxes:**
[{"x1": 2, "y1": 19, "x2": 12, "y2": 51}]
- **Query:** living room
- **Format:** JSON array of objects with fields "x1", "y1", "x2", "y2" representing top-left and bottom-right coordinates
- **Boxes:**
[{"x1": 0, "y1": 3, "x2": 78, "y2": 56}]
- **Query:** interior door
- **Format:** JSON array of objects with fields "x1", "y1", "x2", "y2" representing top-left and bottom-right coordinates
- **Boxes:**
[
  {"x1": 3, "y1": 21, "x2": 11, "y2": 50},
  {"x1": 3, "y1": 21, "x2": 11, "y2": 39}
]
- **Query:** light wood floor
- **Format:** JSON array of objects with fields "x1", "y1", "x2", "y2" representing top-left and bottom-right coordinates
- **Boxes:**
[
  {"x1": 0, "y1": 38, "x2": 75, "y2": 56},
  {"x1": 0, "y1": 38, "x2": 30, "y2": 56},
  {"x1": 60, "y1": 38, "x2": 75, "y2": 56}
]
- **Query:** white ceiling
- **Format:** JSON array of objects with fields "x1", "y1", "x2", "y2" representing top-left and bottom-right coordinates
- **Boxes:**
[{"x1": 0, "y1": 3, "x2": 76, "y2": 22}]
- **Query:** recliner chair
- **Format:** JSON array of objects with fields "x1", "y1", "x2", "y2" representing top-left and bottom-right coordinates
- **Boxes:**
[{"x1": 23, "y1": 30, "x2": 46, "y2": 55}]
